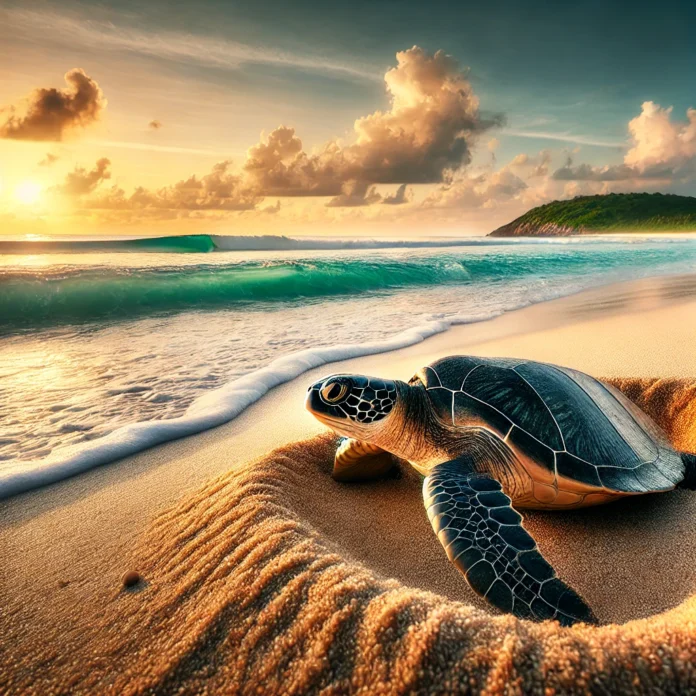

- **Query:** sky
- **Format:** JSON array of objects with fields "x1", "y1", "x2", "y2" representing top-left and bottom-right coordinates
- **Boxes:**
[{"x1": 0, "y1": 0, "x2": 694, "y2": 237}]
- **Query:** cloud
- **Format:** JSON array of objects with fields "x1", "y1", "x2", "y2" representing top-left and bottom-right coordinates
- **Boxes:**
[
  {"x1": 561, "y1": 180, "x2": 608, "y2": 198},
  {"x1": 27, "y1": 47, "x2": 510, "y2": 228},
  {"x1": 326, "y1": 180, "x2": 381, "y2": 207},
  {"x1": 53, "y1": 158, "x2": 111, "y2": 195},
  {"x1": 510, "y1": 153, "x2": 530, "y2": 166},
  {"x1": 148, "y1": 120, "x2": 163, "y2": 130},
  {"x1": 38, "y1": 55, "x2": 695, "y2": 231},
  {"x1": 552, "y1": 162, "x2": 637, "y2": 181},
  {"x1": 261, "y1": 200, "x2": 281, "y2": 214},
  {"x1": 500, "y1": 128, "x2": 624, "y2": 148},
  {"x1": 551, "y1": 102, "x2": 696, "y2": 183},
  {"x1": 39, "y1": 153, "x2": 59, "y2": 167},
  {"x1": 422, "y1": 167, "x2": 527, "y2": 210},
  {"x1": 0, "y1": 69, "x2": 106, "y2": 141},
  {"x1": 242, "y1": 47, "x2": 500, "y2": 196},
  {"x1": 382, "y1": 184, "x2": 411, "y2": 205},
  {"x1": 509, "y1": 149, "x2": 552, "y2": 177},
  {"x1": 241, "y1": 126, "x2": 334, "y2": 195},
  {"x1": 624, "y1": 102, "x2": 696, "y2": 176},
  {"x1": 83, "y1": 160, "x2": 260, "y2": 211}
]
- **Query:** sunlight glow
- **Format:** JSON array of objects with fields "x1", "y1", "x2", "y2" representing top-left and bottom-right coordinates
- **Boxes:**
[{"x1": 15, "y1": 181, "x2": 42, "y2": 205}]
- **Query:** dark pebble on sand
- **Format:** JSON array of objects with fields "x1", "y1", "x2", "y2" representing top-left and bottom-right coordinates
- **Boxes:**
[{"x1": 122, "y1": 571, "x2": 142, "y2": 588}]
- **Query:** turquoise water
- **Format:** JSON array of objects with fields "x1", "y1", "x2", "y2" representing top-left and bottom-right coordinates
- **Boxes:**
[
  {"x1": 3, "y1": 237, "x2": 696, "y2": 330},
  {"x1": 0, "y1": 234, "x2": 217, "y2": 254},
  {"x1": 1, "y1": 235, "x2": 695, "y2": 496}
]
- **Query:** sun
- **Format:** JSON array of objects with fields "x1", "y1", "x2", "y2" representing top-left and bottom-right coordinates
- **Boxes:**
[{"x1": 15, "y1": 181, "x2": 42, "y2": 205}]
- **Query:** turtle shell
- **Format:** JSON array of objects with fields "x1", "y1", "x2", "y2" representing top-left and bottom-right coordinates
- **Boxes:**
[{"x1": 414, "y1": 356, "x2": 683, "y2": 493}]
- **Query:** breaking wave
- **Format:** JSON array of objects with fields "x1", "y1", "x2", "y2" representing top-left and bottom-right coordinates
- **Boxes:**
[
  {"x1": 3, "y1": 243, "x2": 696, "y2": 329},
  {"x1": 0, "y1": 256, "x2": 469, "y2": 328},
  {"x1": 1, "y1": 232, "x2": 693, "y2": 256}
]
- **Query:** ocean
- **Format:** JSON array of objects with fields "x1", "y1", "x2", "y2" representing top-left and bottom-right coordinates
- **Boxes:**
[{"x1": 2, "y1": 233, "x2": 696, "y2": 497}]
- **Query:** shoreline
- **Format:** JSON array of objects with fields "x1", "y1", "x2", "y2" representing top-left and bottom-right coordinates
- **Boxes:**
[
  {"x1": 5, "y1": 267, "x2": 696, "y2": 500},
  {"x1": 3, "y1": 271, "x2": 696, "y2": 693},
  {"x1": 489, "y1": 226, "x2": 696, "y2": 238},
  {"x1": 3, "y1": 271, "x2": 696, "y2": 520}
]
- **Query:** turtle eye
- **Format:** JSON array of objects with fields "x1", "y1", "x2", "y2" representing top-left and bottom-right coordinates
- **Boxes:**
[{"x1": 321, "y1": 380, "x2": 348, "y2": 403}]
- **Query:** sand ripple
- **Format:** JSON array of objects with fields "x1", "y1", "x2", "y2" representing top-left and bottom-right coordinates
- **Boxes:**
[{"x1": 4, "y1": 379, "x2": 696, "y2": 695}]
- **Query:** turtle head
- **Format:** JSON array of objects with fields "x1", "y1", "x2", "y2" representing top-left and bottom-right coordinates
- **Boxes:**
[
  {"x1": 307, "y1": 372, "x2": 450, "y2": 467},
  {"x1": 305, "y1": 374, "x2": 404, "y2": 443}
]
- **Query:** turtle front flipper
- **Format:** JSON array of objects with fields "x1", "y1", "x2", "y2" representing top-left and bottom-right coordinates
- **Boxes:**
[
  {"x1": 332, "y1": 437, "x2": 396, "y2": 482},
  {"x1": 423, "y1": 459, "x2": 597, "y2": 626}
]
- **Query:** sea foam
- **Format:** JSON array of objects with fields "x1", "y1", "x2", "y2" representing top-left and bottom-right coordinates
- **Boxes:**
[{"x1": 0, "y1": 310, "x2": 504, "y2": 499}]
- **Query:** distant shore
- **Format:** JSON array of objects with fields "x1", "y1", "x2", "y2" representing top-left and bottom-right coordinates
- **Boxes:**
[
  {"x1": 489, "y1": 192, "x2": 696, "y2": 237},
  {"x1": 490, "y1": 222, "x2": 696, "y2": 237},
  {"x1": 3, "y1": 272, "x2": 696, "y2": 693}
]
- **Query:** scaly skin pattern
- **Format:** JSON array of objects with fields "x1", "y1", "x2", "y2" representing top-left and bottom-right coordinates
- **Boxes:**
[{"x1": 424, "y1": 462, "x2": 597, "y2": 625}]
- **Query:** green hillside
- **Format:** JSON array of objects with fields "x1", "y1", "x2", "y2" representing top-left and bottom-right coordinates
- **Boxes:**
[{"x1": 489, "y1": 193, "x2": 696, "y2": 237}]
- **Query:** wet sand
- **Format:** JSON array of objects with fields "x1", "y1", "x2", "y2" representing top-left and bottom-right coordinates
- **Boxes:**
[{"x1": 3, "y1": 273, "x2": 696, "y2": 694}]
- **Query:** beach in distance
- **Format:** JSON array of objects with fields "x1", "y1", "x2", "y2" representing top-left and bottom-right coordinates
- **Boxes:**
[{"x1": 3, "y1": 271, "x2": 696, "y2": 694}]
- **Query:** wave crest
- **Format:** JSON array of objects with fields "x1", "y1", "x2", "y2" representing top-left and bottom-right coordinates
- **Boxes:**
[{"x1": 0, "y1": 257, "x2": 476, "y2": 328}]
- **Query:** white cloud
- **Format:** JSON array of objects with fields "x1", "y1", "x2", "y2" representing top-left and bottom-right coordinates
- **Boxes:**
[
  {"x1": 422, "y1": 167, "x2": 527, "y2": 210},
  {"x1": 550, "y1": 103, "x2": 696, "y2": 183},
  {"x1": 509, "y1": 149, "x2": 552, "y2": 177},
  {"x1": 624, "y1": 102, "x2": 696, "y2": 176}
]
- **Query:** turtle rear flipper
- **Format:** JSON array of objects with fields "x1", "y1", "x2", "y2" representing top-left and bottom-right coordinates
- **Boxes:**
[
  {"x1": 332, "y1": 438, "x2": 396, "y2": 482},
  {"x1": 423, "y1": 458, "x2": 597, "y2": 626}
]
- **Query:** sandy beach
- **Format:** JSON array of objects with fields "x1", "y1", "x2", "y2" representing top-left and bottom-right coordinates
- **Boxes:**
[{"x1": 3, "y1": 273, "x2": 696, "y2": 694}]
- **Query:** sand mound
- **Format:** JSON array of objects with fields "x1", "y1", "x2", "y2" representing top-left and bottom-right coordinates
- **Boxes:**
[
  {"x1": 605, "y1": 378, "x2": 696, "y2": 454},
  {"x1": 5, "y1": 379, "x2": 696, "y2": 695}
]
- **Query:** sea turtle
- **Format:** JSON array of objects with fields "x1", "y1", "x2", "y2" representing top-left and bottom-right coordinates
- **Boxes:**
[{"x1": 305, "y1": 356, "x2": 696, "y2": 626}]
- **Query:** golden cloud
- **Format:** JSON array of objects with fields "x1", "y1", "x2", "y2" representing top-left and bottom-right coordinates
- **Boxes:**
[
  {"x1": 243, "y1": 47, "x2": 501, "y2": 196},
  {"x1": 0, "y1": 69, "x2": 106, "y2": 141},
  {"x1": 53, "y1": 158, "x2": 111, "y2": 196},
  {"x1": 82, "y1": 160, "x2": 260, "y2": 211}
]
